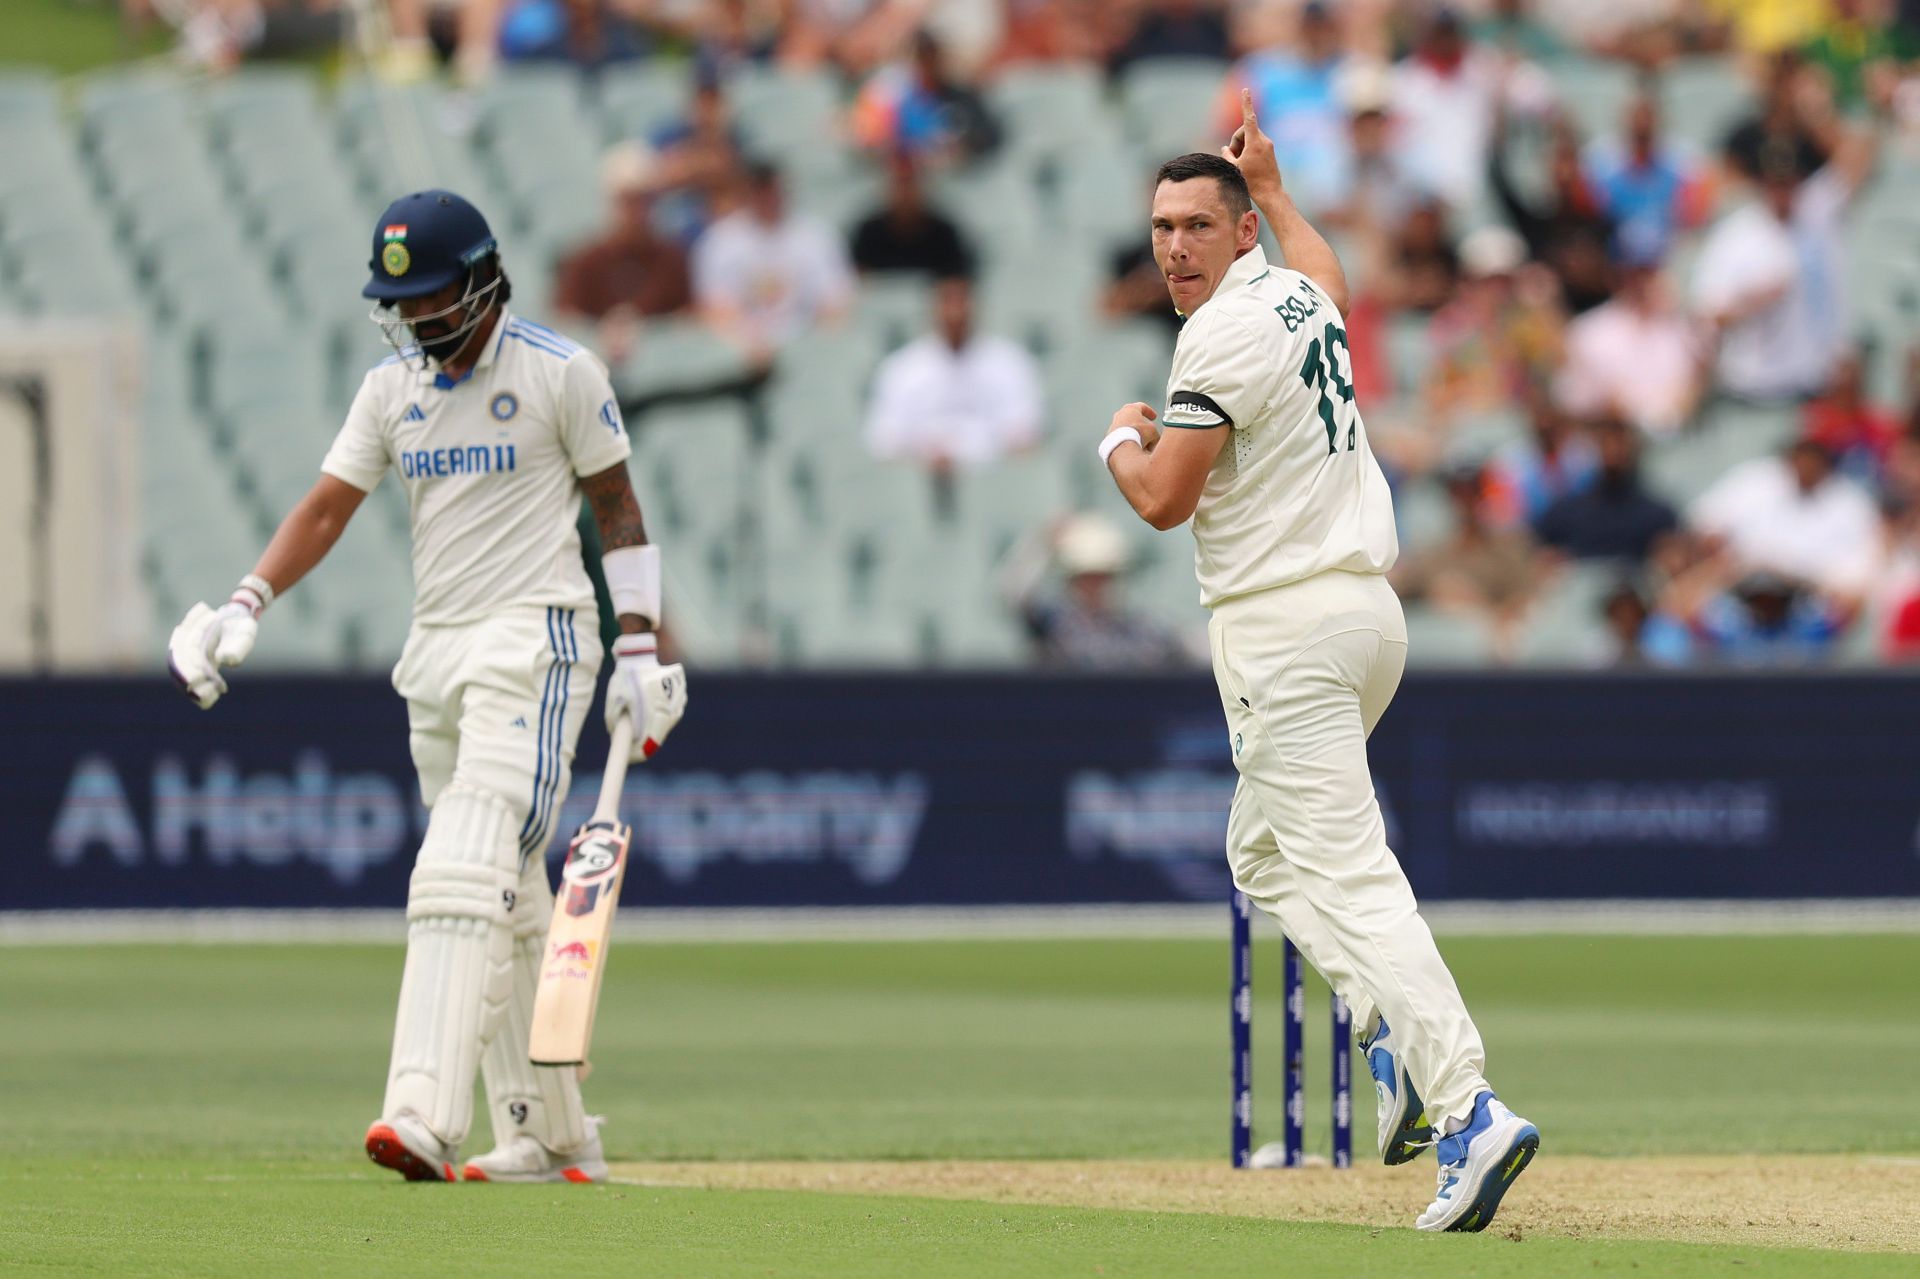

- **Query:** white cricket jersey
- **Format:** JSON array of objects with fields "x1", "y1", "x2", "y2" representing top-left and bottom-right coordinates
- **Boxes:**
[
  {"x1": 1161, "y1": 245, "x2": 1398, "y2": 608},
  {"x1": 321, "y1": 311, "x2": 632, "y2": 626}
]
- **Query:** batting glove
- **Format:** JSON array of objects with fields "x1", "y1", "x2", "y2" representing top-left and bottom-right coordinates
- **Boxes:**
[
  {"x1": 167, "y1": 576, "x2": 271, "y2": 709},
  {"x1": 604, "y1": 633, "x2": 688, "y2": 761}
]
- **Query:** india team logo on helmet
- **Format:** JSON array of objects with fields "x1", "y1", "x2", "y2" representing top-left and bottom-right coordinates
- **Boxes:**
[{"x1": 381, "y1": 224, "x2": 410, "y2": 277}]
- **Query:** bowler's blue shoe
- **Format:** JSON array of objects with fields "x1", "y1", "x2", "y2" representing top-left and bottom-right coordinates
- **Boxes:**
[
  {"x1": 1414, "y1": 1091, "x2": 1539, "y2": 1232},
  {"x1": 1360, "y1": 1016, "x2": 1432, "y2": 1165}
]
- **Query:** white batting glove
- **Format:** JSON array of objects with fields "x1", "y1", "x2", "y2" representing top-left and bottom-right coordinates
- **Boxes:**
[
  {"x1": 167, "y1": 576, "x2": 270, "y2": 709},
  {"x1": 604, "y1": 633, "x2": 687, "y2": 761}
]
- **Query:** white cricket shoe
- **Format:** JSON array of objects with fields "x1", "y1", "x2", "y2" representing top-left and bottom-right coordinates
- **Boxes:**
[
  {"x1": 364, "y1": 1114, "x2": 458, "y2": 1182},
  {"x1": 1360, "y1": 1014, "x2": 1432, "y2": 1166},
  {"x1": 462, "y1": 1115, "x2": 608, "y2": 1184},
  {"x1": 1415, "y1": 1091, "x2": 1539, "y2": 1232}
]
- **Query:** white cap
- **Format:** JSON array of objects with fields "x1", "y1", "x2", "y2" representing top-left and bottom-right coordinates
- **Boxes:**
[
  {"x1": 600, "y1": 141, "x2": 660, "y2": 196},
  {"x1": 1056, "y1": 514, "x2": 1131, "y2": 576},
  {"x1": 1339, "y1": 60, "x2": 1393, "y2": 116},
  {"x1": 1460, "y1": 225, "x2": 1527, "y2": 278}
]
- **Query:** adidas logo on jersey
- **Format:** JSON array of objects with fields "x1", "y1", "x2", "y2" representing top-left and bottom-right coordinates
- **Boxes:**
[{"x1": 403, "y1": 404, "x2": 426, "y2": 422}]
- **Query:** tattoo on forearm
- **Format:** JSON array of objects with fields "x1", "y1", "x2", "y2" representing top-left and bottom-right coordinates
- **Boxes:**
[{"x1": 581, "y1": 465, "x2": 649, "y2": 550}]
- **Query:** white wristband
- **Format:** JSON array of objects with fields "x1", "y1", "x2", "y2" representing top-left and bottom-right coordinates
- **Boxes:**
[
  {"x1": 1098, "y1": 427, "x2": 1143, "y2": 468},
  {"x1": 603, "y1": 544, "x2": 661, "y2": 627},
  {"x1": 231, "y1": 573, "x2": 274, "y2": 617}
]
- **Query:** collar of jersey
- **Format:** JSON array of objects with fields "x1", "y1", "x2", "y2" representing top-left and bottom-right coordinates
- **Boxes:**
[
  {"x1": 427, "y1": 308, "x2": 511, "y2": 391},
  {"x1": 1215, "y1": 245, "x2": 1270, "y2": 300}
]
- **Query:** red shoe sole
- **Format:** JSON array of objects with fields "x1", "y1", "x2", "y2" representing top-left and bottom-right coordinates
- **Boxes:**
[
  {"x1": 365, "y1": 1123, "x2": 454, "y2": 1182},
  {"x1": 459, "y1": 1164, "x2": 593, "y2": 1183}
]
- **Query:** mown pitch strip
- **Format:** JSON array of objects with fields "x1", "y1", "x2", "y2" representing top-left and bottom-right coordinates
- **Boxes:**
[{"x1": 615, "y1": 1154, "x2": 1920, "y2": 1254}]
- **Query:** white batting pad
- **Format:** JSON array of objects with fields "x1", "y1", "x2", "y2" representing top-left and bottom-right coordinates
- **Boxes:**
[
  {"x1": 480, "y1": 855, "x2": 588, "y2": 1154},
  {"x1": 382, "y1": 783, "x2": 519, "y2": 1147}
]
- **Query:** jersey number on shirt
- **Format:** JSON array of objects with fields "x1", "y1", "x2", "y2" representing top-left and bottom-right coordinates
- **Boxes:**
[{"x1": 1298, "y1": 321, "x2": 1356, "y2": 455}]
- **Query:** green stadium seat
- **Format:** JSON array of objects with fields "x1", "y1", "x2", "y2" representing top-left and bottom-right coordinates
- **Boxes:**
[
  {"x1": 1401, "y1": 605, "x2": 1496, "y2": 667},
  {"x1": 1831, "y1": 608, "x2": 1881, "y2": 668},
  {"x1": 1382, "y1": 313, "x2": 1431, "y2": 400},
  {"x1": 1552, "y1": 59, "x2": 1638, "y2": 140},
  {"x1": 931, "y1": 605, "x2": 1029, "y2": 667},
  {"x1": 500, "y1": 165, "x2": 603, "y2": 261},
  {"x1": 952, "y1": 455, "x2": 1069, "y2": 562},
  {"x1": 594, "y1": 62, "x2": 693, "y2": 141},
  {"x1": 206, "y1": 339, "x2": 332, "y2": 420},
  {"x1": 926, "y1": 155, "x2": 1042, "y2": 249},
  {"x1": 1394, "y1": 478, "x2": 1457, "y2": 555},
  {"x1": 1512, "y1": 561, "x2": 1621, "y2": 666},
  {"x1": 789, "y1": 158, "x2": 882, "y2": 235},
  {"x1": 205, "y1": 67, "x2": 322, "y2": 133},
  {"x1": 1644, "y1": 427, "x2": 1739, "y2": 507},
  {"x1": 1448, "y1": 407, "x2": 1529, "y2": 462},
  {"x1": 472, "y1": 65, "x2": 585, "y2": 132},
  {"x1": 727, "y1": 66, "x2": 842, "y2": 157},
  {"x1": 1055, "y1": 138, "x2": 1154, "y2": 258},
  {"x1": 78, "y1": 69, "x2": 193, "y2": 133},
  {"x1": 987, "y1": 63, "x2": 1106, "y2": 163},
  {"x1": 333, "y1": 77, "x2": 445, "y2": 150},
  {"x1": 610, "y1": 319, "x2": 752, "y2": 401},
  {"x1": 1659, "y1": 57, "x2": 1751, "y2": 150},
  {"x1": 1118, "y1": 58, "x2": 1228, "y2": 163},
  {"x1": 0, "y1": 69, "x2": 57, "y2": 123},
  {"x1": 768, "y1": 539, "x2": 921, "y2": 667},
  {"x1": 777, "y1": 324, "x2": 883, "y2": 399},
  {"x1": 979, "y1": 251, "x2": 1099, "y2": 354},
  {"x1": 141, "y1": 410, "x2": 266, "y2": 614}
]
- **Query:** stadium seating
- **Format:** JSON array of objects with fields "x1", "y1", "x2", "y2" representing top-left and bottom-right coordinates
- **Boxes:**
[
  {"x1": 2, "y1": 57, "x2": 1903, "y2": 674},
  {"x1": 1118, "y1": 58, "x2": 1228, "y2": 164}
]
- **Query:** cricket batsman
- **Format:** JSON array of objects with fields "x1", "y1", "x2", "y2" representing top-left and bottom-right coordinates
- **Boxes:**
[
  {"x1": 165, "y1": 190, "x2": 687, "y2": 1183},
  {"x1": 1099, "y1": 94, "x2": 1538, "y2": 1231}
]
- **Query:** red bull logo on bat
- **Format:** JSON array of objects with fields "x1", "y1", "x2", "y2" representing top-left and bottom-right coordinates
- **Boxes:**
[{"x1": 543, "y1": 938, "x2": 596, "y2": 981}]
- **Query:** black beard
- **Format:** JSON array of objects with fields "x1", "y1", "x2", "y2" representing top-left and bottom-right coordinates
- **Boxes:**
[{"x1": 411, "y1": 319, "x2": 469, "y2": 362}]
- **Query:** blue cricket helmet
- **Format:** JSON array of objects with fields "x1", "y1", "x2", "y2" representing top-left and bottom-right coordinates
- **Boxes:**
[{"x1": 363, "y1": 190, "x2": 498, "y2": 300}]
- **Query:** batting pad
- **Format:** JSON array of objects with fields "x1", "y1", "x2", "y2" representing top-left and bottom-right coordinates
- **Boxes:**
[
  {"x1": 480, "y1": 856, "x2": 589, "y2": 1154},
  {"x1": 383, "y1": 783, "x2": 519, "y2": 1147}
]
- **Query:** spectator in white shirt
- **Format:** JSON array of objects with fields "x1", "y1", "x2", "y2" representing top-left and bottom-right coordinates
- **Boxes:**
[
  {"x1": 692, "y1": 160, "x2": 855, "y2": 364},
  {"x1": 1690, "y1": 131, "x2": 1874, "y2": 403},
  {"x1": 1555, "y1": 234, "x2": 1703, "y2": 437},
  {"x1": 1389, "y1": 8, "x2": 1548, "y2": 211},
  {"x1": 1690, "y1": 439, "x2": 1882, "y2": 607},
  {"x1": 864, "y1": 274, "x2": 1043, "y2": 472}
]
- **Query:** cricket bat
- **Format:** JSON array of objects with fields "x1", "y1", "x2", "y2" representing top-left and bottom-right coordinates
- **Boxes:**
[{"x1": 528, "y1": 717, "x2": 634, "y2": 1069}]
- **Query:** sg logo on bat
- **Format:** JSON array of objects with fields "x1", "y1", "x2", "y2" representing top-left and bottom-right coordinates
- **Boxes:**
[{"x1": 560, "y1": 822, "x2": 628, "y2": 917}]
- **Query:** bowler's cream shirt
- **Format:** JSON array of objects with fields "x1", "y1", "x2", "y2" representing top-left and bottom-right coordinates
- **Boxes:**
[{"x1": 1161, "y1": 246, "x2": 1398, "y2": 607}]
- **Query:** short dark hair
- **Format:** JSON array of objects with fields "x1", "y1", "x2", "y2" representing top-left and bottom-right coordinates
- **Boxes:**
[{"x1": 1153, "y1": 153, "x2": 1251, "y2": 219}]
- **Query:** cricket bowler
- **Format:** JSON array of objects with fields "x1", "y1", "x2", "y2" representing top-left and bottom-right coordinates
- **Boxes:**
[
  {"x1": 165, "y1": 190, "x2": 687, "y2": 1183},
  {"x1": 1099, "y1": 93, "x2": 1538, "y2": 1231}
]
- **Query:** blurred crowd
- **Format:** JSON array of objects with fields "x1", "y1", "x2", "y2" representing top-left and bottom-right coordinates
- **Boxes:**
[{"x1": 124, "y1": 0, "x2": 1920, "y2": 669}]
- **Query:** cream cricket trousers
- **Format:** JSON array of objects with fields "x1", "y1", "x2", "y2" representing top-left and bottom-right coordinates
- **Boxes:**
[
  {"x1": 394, "y1": 604, "x2": 603, "y2": 855},
  {"x1": 1208, "y1": 569, "x2": 1489, "y2": 1130},
  {"x1": 388, "y1": 604, "x2": 602, "y2": 1151}
]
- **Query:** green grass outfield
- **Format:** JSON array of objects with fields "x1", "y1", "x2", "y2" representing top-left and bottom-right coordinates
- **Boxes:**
[
  {"x1": 2, "y1": 934, "x2": 1916, "y2": 1275},
  {"x1": 1, "y1": 0, "x2": 170, "y2": 76}
]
